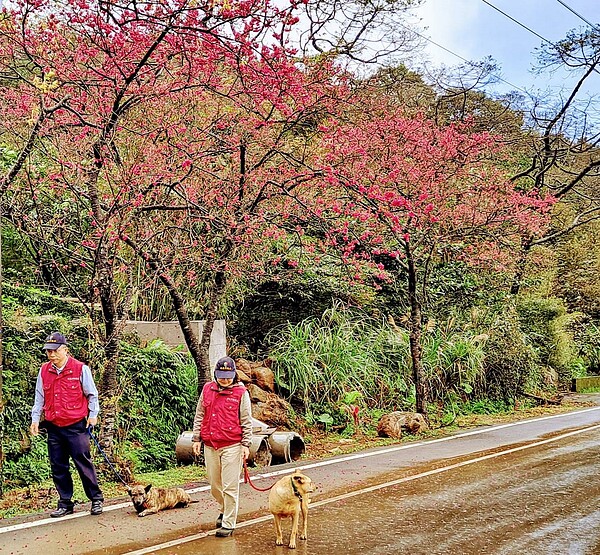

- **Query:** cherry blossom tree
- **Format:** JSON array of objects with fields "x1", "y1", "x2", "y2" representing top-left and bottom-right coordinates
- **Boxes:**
[
  {"x1": 120, "y1": 55, "x2": 347, "y2": 388},
  {"x1": 0, "y1": 0, "x2": 357, "y2": 448},
  {"x1": 0, "y1": 0, "x2": 343, "y2": 451},
  {"x1": 311, "y1": 110, "x2": 555, "y2": 413}
]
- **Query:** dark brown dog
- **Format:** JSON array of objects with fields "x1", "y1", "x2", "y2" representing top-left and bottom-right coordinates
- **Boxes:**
[
  {"x1": 268, "y1": 469, "x2": 315, "y2": 549},
  {"x1": 127, "y1": 484, "x2": 193, "y2": 517}
]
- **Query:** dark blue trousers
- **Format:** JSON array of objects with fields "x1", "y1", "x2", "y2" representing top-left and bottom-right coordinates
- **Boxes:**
[{"x1": 46, "y1": 419, "x2": 103, "y2": 508}]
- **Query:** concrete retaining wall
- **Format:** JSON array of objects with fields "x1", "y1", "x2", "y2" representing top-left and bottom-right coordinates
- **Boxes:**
[
  {"x1": 124, "y1": 320, "x2": 226, "y2": 370},
  {"x1": 571, "y1": 376, "x2": 600, "y2": 392}
]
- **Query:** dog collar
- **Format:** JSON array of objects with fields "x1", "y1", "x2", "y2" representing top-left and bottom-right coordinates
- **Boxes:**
[{"x1": 290, "y1": 477, "x2": 302, "y2": 499}]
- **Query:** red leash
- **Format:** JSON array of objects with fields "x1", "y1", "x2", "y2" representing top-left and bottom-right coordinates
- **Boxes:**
[{"x1": 243, "y1": 459, "x2": 275, "y2": 492}]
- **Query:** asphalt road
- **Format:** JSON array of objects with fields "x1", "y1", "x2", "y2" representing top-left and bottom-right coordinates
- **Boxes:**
[{"x1": 4, "y1": 401, "x2": 600, "y2": 554}]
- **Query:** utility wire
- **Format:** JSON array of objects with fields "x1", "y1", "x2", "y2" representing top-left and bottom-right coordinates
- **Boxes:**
[
  {"x1": 554, "y1": 0, "x2": 600, "y2": 32},
  {"x1": 399, "y1": 23, "x2": 530, "y2": 95},
  {"x1": 480, "y1": 0, "x2": 553, "y2": 46},
  {"x1": 480, "y1": 0, "x2": 600, "y2": 76},
  {"x1": 403, "y1": 0, "x2": 598, "y2": 98}
]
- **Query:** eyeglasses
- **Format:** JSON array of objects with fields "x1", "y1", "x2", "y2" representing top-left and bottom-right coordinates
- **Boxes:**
[{"x1": 45, "y1": 346, "x2": 65, "y2": 354}]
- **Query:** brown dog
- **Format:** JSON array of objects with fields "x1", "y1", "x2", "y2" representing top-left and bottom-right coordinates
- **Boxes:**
[
  {"x1": 268, "y1": 469, "x2": 315, "y2": 549},
  {"x1": 127, "y1": 484, "x2": 193, "y2": 517}
]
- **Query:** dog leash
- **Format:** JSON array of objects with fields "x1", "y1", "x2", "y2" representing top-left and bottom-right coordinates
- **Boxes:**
[
  {"x1": 243, "y1": 459, "x2": 275, "y2": 492},
  {"x1": 87, "y1": 425, "x2": 130, "y2": 487}
]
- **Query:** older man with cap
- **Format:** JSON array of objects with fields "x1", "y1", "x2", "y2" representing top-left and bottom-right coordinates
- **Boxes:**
[
  {"x1": 191, "y1": 356, "x2": 252, "y2": 537},
  {"x1": 30, "y1": 331, "x2": 104, "y2": 517}
]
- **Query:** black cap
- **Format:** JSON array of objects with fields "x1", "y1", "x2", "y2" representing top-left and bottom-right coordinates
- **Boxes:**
[
  {"x1": 43, "y1": 332, "x2": 67, "y2": 350},
  {"x1": 214, "y1": 356, "x2": 236, "y2": 379}
]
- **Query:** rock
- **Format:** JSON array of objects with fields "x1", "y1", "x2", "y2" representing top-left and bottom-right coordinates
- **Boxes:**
[
  {"x1": 236, "y1": 358, "x2": 253, "y2": 375},
  {"x1": 251, "y1": 365, "x2": 275, "y2": 392},
  {"x1": 236, "y1": 369, "x2": 252, "y2": 384},
  {"x1": 377, "y1": 411, "x2": 429, "y2": 439},
  {"x1": 247, "y1": 383, "x2": 269, "y2": 403},
  {"x1": 251, "y1": 393, "x2": 292, "y2": 428},
  {"x1": 235, "y1": 358, "x2": 275, "y2": 392}
]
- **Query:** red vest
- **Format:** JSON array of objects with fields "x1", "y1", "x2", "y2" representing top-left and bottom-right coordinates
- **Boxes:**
[
  {"x1": 41, "y1": 357, "x2": 89, "y2": 427},
  {"x1": 200, "y1": 382, "x2": 246, "y2": 449}
]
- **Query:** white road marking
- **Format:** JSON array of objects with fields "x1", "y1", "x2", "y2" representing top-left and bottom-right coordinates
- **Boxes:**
[
  {"x1": 2, "y1": 406, "x2": 599, "y2": 536},
  {"x1": 124, "y1": 420, "x2": 600, "y2": 554}
]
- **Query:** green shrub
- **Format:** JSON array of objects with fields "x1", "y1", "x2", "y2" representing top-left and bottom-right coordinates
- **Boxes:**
[
  {"x1": 517, "y1": 296, "x2": 581, "y2": 384},
  {"x1": 116, "y1": 341, "x2": 197, "y2": 474},
  {"x1": 3, "y1": 283, "x2": 86, "y2": 319},
  {"x1": 483, "y1": 308, "x2": 540, "y2": 401},
  {"x1": 2, "y1": 438, "x2": 51, "y2": 489},
  {"x1": 574, "y1": 320, "x2": 600, "y2": 374}
]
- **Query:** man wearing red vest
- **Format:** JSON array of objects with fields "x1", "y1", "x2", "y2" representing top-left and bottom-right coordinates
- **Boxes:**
[
  {"x1": 192, "y1": 356, "x2": 252, "y2": 537},
  {"x1": 30, "y1": 332, "x2": 104, "y2": 517}
]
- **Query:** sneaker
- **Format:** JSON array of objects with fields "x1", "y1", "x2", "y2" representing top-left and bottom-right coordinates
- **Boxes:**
[
  {"x1": 216, "y1": 513, "x2": 223, "y2": 528},
  {"x1": 50, "y1": 507, "x2": 74, "y2": 518},
  {"x1": 216, "y1": 527, "x2": 234, "y2": 537},
  {"x1": 90, "y1": 500, "x2": 103, "y2": 515}
]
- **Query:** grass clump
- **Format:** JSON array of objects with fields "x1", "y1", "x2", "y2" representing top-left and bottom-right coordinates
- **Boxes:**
[{"x1": 266, "y1": 302, "x2": 412, "y2": 415}]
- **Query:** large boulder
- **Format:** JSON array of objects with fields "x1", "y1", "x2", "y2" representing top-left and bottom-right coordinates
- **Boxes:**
[
  {"x1": 251, "y1": 393, "x2": 292, "y2": 428},
  {"x1": 246, "y1": 383, "x2": 269, "y2": 404},
  {"x1": 377, "y1": 412, "x2": 429, "y2": 439},
  {"x1": 236, "y1": 369, "x2": 252, "y2": 384},
  {"x1": 251, "y1": 365, "x2": 275, "y2": 392},
  {"x1": 236, "y1": 358, "x2": 275, "y2": 392},
  {"x1": 235, "y1": 358, "x2": 254, "y2": 377}
]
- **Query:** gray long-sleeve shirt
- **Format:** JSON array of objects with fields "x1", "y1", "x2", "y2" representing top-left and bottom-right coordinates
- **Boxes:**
[{"x1": 31, "y1": 358, "x2": 100, "y2": 423}]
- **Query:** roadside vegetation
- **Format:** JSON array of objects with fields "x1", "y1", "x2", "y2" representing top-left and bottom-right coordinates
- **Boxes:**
[
  {"x1": 1, "y1": 0, "x2": 600, "y2": 520},
  {"x1": 1, "y1": 282, "x2": 598, "y2": 518}
]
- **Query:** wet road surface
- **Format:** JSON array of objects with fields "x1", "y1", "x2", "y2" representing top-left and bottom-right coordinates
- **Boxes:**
[
  {"x1": 126, "y1": 423, "x2": 600, "y2": 555},
  {"x1": 4, "y1": 405, "x2": 600, "y2": 554}
]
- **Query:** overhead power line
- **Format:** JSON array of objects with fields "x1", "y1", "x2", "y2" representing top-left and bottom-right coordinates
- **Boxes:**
[
  {"x1": 399, "y1": 23, "x2": 529, "y2": 95},
  {"x1": 404, "y1": 0, "x2": 598, "y2": 98},
  {"x1": 554, "y1": 0, "x2": 600, "y2": 32},
  {"x1": 480, "y1": 0, "x2": 553, "y2": 46},
  {"x1": 480, "y1": 0, "x2": 600, "y2": 77}
]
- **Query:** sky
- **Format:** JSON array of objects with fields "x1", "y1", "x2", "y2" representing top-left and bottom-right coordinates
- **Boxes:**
[
  {"x1": 1, "y1": 0, "x2": 596, "y2": 99},
  {"x1": 410, "y1": 0, "x2": 600, "y2": 98}
]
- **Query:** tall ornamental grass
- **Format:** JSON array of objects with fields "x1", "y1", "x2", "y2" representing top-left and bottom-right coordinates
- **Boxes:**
[
  {"x1": 266, "y1": 304, "x2": 488, "y2": 413},
  {"x1": 266, "y1": 304, "x2": 412, "y2": 412},
  {"x1": 420, "y1": 324, "x2": 487, "y2": 401}
]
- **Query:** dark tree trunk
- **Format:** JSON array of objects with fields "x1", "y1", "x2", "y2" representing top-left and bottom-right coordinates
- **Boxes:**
[
  {"x1": 122, "y1": 237, "x2": 229, "y2": 395},
  {"x1": 95, "y1": 250, "x2": 130, "y2": 459},
  {"x1": 406, "y1": 247, "x2": 427, "y2": 415},
  {"x1": 122, "y1": 237, "x2": 205, "y2": 377},
  {"x1": 510, "y1": 238, "x2": 533, "y2": 295},
  {"x1": 98, "y1": 347, "x2": 119, "y2": 459}
]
